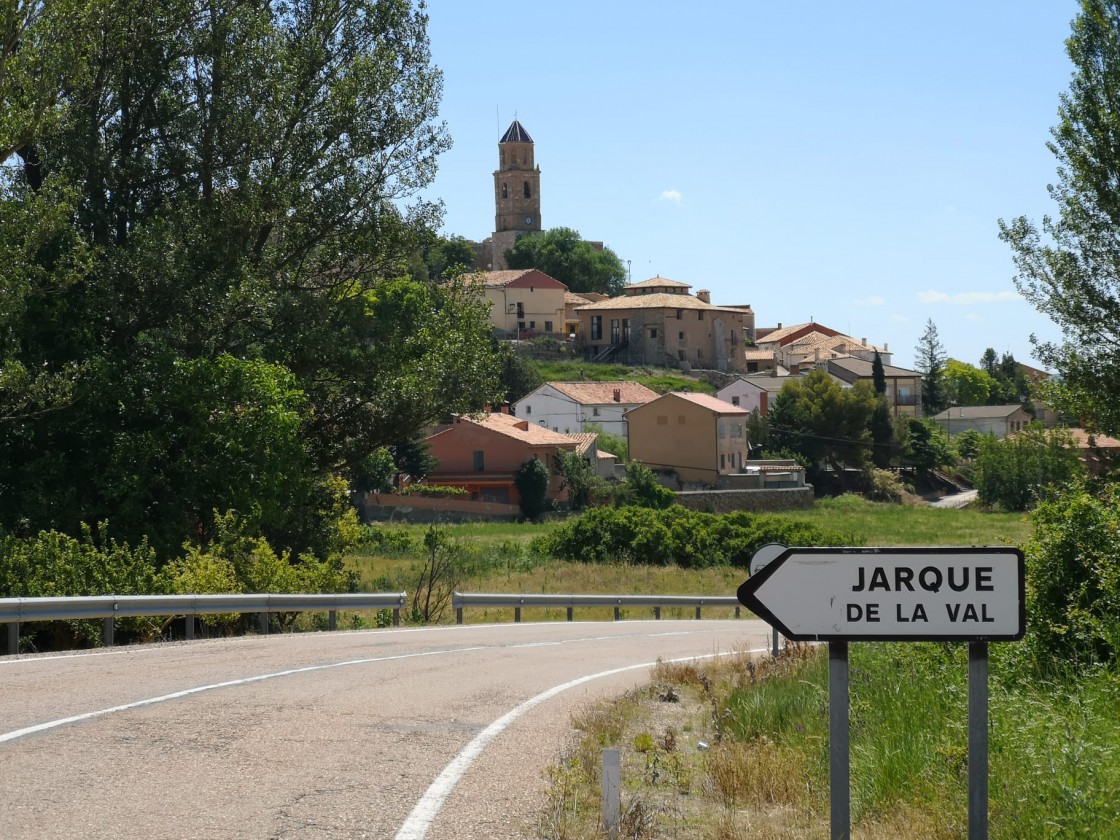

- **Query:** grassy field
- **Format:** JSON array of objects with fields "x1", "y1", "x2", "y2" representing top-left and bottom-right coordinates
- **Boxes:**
[
  {"x1": 529, "y1": 359, "x2": 716, "y2": 394},
  {"x1": 345, "y1": 497, "x2": 1034, "y2": 625}
]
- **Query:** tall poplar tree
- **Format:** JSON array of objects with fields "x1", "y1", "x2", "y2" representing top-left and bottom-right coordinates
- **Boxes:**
[{"x1": 999, "y1": 0, "x2": 1120, "y2": 433}]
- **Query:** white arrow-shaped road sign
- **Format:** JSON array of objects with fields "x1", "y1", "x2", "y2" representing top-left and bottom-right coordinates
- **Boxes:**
[{"x1": 737, "y1": 546, "x2": 1025, "y2": 642}]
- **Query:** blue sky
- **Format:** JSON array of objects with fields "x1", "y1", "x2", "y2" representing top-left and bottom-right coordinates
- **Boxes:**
[{"x1": 420, "y1": 1, "x2": 1078, "y2": 370}]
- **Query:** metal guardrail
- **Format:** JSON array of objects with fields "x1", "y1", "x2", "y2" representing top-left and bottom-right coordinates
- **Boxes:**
[
  {"x1": 453, "y1": 592, "x2": 742, "y2": 624},
  {"x1": 1, "y1": 592, "x2": 407, "y2": 656}
]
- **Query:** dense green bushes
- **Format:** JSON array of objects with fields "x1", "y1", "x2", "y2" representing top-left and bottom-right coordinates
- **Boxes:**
[{"x1": 535, "y1": 505, "x2": 859, "y2": 568}]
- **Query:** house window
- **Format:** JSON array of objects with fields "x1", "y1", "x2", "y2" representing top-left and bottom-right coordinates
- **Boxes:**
[
  {"x1": 679, "y1": 332, "x2": 685, "y2": 341},
  {"x1": 501, "y1": 184, "x2": 508, "y2": 198},
  {"x1": 649, "y1": 328, "x2": 658, "y2": 339},
  {"x1": 529, "y1": 321, "x2": 536, "y2": 329},
  {"x1": 518, "y1": 321, "x2": 526, "y2": 330},
  {"x1": 592, "y1": 407, "x2": 600, "y2": 416},
  {"x1": 697, "y1": 348, "x2": 703, "y2": 359},
  {"x1": 657, "y1": 415, "x2": 668, "y2": 426},
  {"x1": 731, "y1": 396, "x2": 740, "y2": 406},
  {"x1": 544, "y1": 320, "x2": 553, "y2": 332},
  {"x1": 678, "y1": 350, "x2": 685, "y2": 360},
  {"x1": 472, "y1": 451, "x2": 485, "y2": 472},
  {"x1": 731, "y1": 330, "x2": 738, "y2": 345},
  {"x1": 676, "y1": 309, "x2": 683, "y2": 320},
  {"x1": 721, "y1": 454, "x2": 726, "y2": 470},
  {"x1": 525, "y1": 405, "x2": 532, "y2": 415},
  {"x1": 719, "y1": 422, "x2": 726, "y2": 439},
  {"x1": 591, "y1": 316, "x2": 602, "y2": 340},
  {"x1": 516, "y1": 302, "x2": 524, "y2": 318},
  {"x1": 523, "y1": 181, "x2": 531, "y2": 198},
  {"x1": 698, "y1": 311, "x2": 705, "y2": 321}
]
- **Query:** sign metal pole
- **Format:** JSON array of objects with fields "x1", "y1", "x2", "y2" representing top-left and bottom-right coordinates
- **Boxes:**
[
  {"x1": 968, "y1": 641, "x2": 989, "y2": 840},
  {"x1": 829, "y1": 641, "x2": 850, "y2": 840}
]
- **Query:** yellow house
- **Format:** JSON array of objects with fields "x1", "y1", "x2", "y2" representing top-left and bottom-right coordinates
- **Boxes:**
[
  {"x1": 471, "y1": 268, "x2": 568, "y2": 339},
  {"x1": 625, "y1": 392, "x2": 751, "y2": 483}
]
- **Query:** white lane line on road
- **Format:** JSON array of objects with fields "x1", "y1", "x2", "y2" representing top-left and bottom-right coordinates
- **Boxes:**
[
  {"x1": 0, "y1": 627, "x2": 746, "y2": 745},
  {"x1": 0, "y1": 646, "x2": 485, "y2": 745},
  {"x1": 394, "y1": 645, "x2": 769, "y2": 840}
]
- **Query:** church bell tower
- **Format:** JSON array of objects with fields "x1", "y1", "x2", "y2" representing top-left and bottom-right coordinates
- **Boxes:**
[{"x1": 491, "y1": 119, "x2": 540, "y2": 269}]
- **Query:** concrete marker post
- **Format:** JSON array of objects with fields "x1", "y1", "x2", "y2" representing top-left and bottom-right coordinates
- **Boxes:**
[
  {"x1": 601, "y1": 748, "x2": 620, "y2": 838},
  {"x1": 829, "y1": 641, "x2": 850, "y2": 840},
  {"x1": 968, "y1": 642, "x2": 989, "y2": 840}
]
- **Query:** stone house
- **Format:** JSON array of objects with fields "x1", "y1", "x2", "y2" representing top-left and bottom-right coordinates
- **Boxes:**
[{"x1": 574, "y1": 277, "x2": 752, "y2": 372}]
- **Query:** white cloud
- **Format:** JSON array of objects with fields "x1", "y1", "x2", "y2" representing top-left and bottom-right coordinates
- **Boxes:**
[
  {"x1": 916, "y1": 290, "x2": 1020, "y2": 304},
  {"x1": 855, "y1": 295, "x2": 886, "y2": 307},
  {"x1": 658, "y1": 189, "x2": 683, "y2": 203}
]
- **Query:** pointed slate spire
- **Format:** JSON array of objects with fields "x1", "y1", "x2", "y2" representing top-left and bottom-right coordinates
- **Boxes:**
[{"x1": 500, "y1": 120, "x2": 533, "y2": 143}]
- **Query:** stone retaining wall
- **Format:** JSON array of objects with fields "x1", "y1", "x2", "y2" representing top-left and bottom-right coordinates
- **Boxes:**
[{"x1": 674, "y1": 486, "x2": 815, "y2": 513}]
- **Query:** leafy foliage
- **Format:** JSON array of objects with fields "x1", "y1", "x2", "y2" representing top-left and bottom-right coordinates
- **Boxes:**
[
  {"x1": 1019, "y1": 483, "x2": 1120, "y2": 672},
  {"x1": 0, "y1": 1, "x2": 501, "y2": 557},
  {"x1": 538, "y1": 506, "x2": 859, "y2": 568},
  {"x1": 998, "y1": 1, "x2": 1120, "y2": 433},
  {"x1": 515, "y1": 458, "x2": 552, "y2": 520},
  {"x1": 973, "y1": 427, "x2": 1085, "y2": 511},
  {"x1": 900, "y1": 416, "x2": 954, "y2": 473},
  {"x1": 504, "y1": 227, "x2": 627, "y2": 296},
  {"x1": 944, "y1": 359, "x2": 994, "y2": 406},
  {"x1": 620, "y1": 461, "x2": 676, "y2": 509}
]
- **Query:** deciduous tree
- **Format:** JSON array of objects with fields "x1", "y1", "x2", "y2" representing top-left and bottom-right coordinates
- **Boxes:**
[
  {"x1": 505, "y1": 227, "x2": 627, "y2": 296},
  {"x1": 999, "y1": 0, "x2": 1120, "y2": 433}
]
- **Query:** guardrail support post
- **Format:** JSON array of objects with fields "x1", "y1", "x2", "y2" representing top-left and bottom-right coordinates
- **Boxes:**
[
  {"x1": 735, "y1": 606, "x2": 741, "y2": 619},
  {"x1": 613, "y1": 606, "x2": 620, "y2": 621},
  {"x1": 456, "y1": 607, "x2": 463, "y2": 624},
  {"x1": 7, "y1": 622, "x2": 18, "y2": 656},
  {"x1": 654, "y1": 606, "x2": 661, "y2": 620},
  {"x1": 695, "y1": 606, "x2": 702, "y2": 620},
  {"x1": 566, "y1": 606, "x2": 574, "y2": 622},
  {"x1": 514, "y1": 607, "x2": 521, "y2": 623},
  {"x1": 328, "y1": 610, "x2": 337, "y2": 631},
  {"x1": 258, "y1": 612, "x2": 268, "y2": 635},
  {"x1": 393, "y1": 608, "x2": 400, "y2": 627},
  {"x1": 185, "y1": 615, "x2": 195, "y2": 640},
  {"x1": 103, "y1": 617, "x2": 115, "y2": 647}
]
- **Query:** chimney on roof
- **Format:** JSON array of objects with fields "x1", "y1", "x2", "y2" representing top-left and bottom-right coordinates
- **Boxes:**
[
  {"x1": 697, "y1": 289, "x2": 711, "y2": 304},
  {"x1": 613, "y1": 388, "x2": 621, "y2": 402},
  {"x1": 884, "y1": 342, "x2": 888, "y2": 352},
  {"x1": 777, "y1": 322, "x2": 782, "y2": 329},
  {"x1": 861, "y1": 337, "x2": 867, "y2": 346}
]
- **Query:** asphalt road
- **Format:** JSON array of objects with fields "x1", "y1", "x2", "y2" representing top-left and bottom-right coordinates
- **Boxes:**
[{"x1": 0, "y1": 619, "x2": 770, "y2": 839}]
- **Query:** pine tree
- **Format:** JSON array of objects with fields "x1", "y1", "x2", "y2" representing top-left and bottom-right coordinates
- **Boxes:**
[{"x1": 914, "y1": 319, "x2": 948, "y2": 416}]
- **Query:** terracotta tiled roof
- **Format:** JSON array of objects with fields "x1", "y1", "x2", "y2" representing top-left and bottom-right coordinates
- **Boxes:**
[
  {"x1": 548, "y1": 381, "x2": 659, "y2": 405},
  {"x1": 626, "y1": 276, "x2": 692, "y2": 290},
  {"x1": 565, "y1": 292, "x2": 595, "y2": 305},
  {"x1": 575, "y1": 293, "x2": 743, "y2": 313},
  {"x1": 566, "y1": 432, "x2": 599, "y2": 457},
  {"x1": 932, "y1": 405, "x2": 1026, "y2": 421},
  {"x1": 744, "y1": 349, "x2": 775, "y2": 360},
  {"x1": 755, "y1": 322, "x2": 816, "y2": 344},
  {"x1": 472, "y1": 269, "x2": 536, "y2": 288},
  {"x1": 1066, "y1": 428, "x2": 1120, "y2": 449},
  {"x1": 460, "y1": 412, "x2": 581, "y2": 446},
  {"x1": 667, "y1": 391, "x2": 750, "y2": 414}
]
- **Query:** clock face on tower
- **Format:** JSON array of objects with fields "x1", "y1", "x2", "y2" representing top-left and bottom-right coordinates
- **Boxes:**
[{"x1": 524, "y1": 215, "x2": 533, "y2": 225}]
